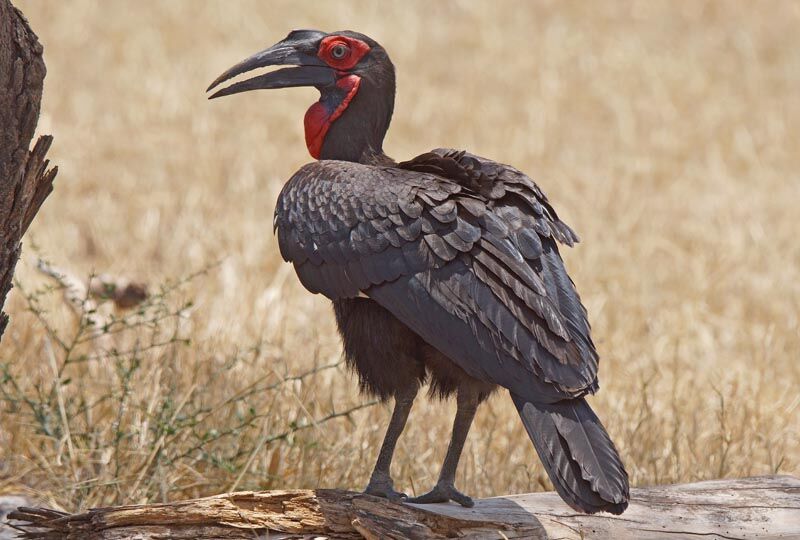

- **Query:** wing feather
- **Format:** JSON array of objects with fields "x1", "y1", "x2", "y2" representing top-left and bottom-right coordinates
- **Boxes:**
[{"x1": 274, "y1": 156, "x2": 597, "y2": 400}]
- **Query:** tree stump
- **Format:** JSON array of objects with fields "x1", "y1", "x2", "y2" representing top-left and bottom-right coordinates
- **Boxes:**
[
  {"x1": 7, "y1": 475, "x2": 799, "y2": 539},
  {"x1": 0, "y1": 0, "x2": 57, "y2": 341}
]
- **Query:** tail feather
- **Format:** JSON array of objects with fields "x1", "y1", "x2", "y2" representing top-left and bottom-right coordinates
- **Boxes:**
[{"x1": 512, "y1": 393, "x2": 629, "y2": 514}]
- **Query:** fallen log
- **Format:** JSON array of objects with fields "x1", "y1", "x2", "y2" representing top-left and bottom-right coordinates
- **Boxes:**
[{"x1": 7, "y1": 475, "x2": 799, "y2": 539}]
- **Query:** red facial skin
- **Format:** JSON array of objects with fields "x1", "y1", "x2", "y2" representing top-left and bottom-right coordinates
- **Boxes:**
[
  {"x1": 304, "y1": 75, "x2": 361, "y2": 159},
  {"x1": 317, "y1": 35, "x2": 371, "y2": 70},
  {"x1": 303, "y1": 36, "x2": 371, "y2": 159}
]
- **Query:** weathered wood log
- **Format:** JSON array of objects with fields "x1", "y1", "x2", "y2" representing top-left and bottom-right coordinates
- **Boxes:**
[
  {"x1": 0, "y1": 0, "x2": 58, "y2": 342},
  {"x1": 7, "y1": 475, "x2": 799, "y2": 539},
  {"x1": 1, "y1": 496, "x2": 34, "y2": 540}
]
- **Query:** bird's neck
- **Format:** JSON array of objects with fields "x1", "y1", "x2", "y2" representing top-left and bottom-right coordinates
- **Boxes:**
[{"x1": 308, "y1": 73, "x2": 395, "y2": 164}]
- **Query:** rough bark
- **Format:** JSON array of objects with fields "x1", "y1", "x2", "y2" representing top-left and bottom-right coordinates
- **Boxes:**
[
  {"x1": 0, "y1": 0, "x2": 57, "y2": 341},
  {"x1": 7, "y1": 475, "x2": 799, "y2": 539}
]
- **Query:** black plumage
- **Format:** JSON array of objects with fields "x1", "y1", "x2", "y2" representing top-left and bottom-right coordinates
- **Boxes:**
[{"x1": 209, "y1": 29, "x2": 629, "y2": 514}]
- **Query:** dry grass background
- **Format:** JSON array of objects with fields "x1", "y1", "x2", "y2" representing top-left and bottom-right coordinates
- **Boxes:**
[{"x1": 1, "y1": 0, "x2": 798, "y2": 512}]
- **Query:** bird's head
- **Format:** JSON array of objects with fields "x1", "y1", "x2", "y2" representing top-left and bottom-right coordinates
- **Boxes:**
[{"x1": 208, "y1": 30, "x2": 395, "y2": 163}]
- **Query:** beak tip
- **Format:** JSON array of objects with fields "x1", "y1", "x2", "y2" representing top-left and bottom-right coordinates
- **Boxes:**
[
  {"x1": 207, "y1": 85, "x2": 225, "y2": 99},
  {"x1": 206, "y1": 76, "x2": 225, "y2": 93}
]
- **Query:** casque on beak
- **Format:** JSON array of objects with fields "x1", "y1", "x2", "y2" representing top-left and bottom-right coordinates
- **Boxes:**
[{"x1": 207, "y1": 33, "x2": 335, "y2": 99}]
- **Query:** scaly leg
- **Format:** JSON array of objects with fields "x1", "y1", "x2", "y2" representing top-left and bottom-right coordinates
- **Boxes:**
[
  {"x1": 364, "y1": 386, "x2": 417, "y2": 501},
  {"x1": 407, "y1": 387, "x2": 479, "y2": 507}
]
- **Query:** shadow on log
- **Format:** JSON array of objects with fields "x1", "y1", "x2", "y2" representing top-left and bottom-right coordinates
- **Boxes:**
[{"x1": 7, "y1": 475, "x2": 800, "y2": 539}]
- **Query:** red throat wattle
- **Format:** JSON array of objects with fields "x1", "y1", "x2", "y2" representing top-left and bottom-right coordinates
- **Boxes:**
[{"x1": 304, "y1": 74, "x2": 361, "y2": 159}]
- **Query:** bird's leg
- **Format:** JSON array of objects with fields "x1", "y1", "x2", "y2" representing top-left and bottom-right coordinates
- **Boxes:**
[
  {"x1": 364, "y1": 386, "x2": 417, "y2": 501},
  {"x1": 407, "y1": 387, "x2": 479, "y2": 507}
]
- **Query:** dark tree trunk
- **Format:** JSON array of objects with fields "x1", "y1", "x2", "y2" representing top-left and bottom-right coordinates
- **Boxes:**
[{"x1": 0, "y1": 0, "x2": 57, "y2": 341}]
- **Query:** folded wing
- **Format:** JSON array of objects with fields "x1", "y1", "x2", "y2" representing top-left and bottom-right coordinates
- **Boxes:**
[{"x1": 274, "y1": 152, "x2": 598, "y2": 402}]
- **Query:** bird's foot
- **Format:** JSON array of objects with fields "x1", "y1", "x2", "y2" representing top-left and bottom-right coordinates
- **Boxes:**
[
  {"x1": 406, "y1": 481, "x2": 474, "y2": 507},
  {"x1": 364, "y1": 474, "x2": 407, "y2": 502}
]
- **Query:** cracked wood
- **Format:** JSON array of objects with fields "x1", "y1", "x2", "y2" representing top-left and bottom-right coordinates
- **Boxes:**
[
  {"x1": 7, "y1": 475, "x2": 799, "y2": 539},
  {"x1": 0, "y1": 0, "x2": 57, "y2": 341}
]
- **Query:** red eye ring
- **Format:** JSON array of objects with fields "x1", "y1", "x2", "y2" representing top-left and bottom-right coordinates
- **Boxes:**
[{"x1": 318, "y1": 35, "x2": 371, "y2": 70}]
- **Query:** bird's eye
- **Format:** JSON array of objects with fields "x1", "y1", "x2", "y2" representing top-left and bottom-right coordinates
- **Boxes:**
[{"x1": 331, "y1": 43, "x2": 349, "y2": 59}]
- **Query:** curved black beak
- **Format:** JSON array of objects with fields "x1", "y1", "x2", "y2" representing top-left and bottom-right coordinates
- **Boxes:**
[{"x1": 207, "y1": 31, "x2": 334, "y2": 99}]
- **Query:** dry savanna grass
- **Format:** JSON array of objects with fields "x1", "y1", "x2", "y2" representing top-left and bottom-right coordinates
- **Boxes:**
[{"x1": 1, "y1": 1, "x2": 798, "y2": 512}]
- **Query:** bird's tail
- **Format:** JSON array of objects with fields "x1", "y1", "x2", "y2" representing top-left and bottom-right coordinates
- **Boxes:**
[{"x1": 512, "y1": 393, "x2": 629, "y2": 514}]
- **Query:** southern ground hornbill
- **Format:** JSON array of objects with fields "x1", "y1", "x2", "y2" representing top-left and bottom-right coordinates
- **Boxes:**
[{"x1": 208, "y1": 30, "x2": 629, "y2": 514}]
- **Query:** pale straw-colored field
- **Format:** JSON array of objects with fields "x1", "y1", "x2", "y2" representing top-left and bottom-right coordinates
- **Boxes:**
[{"x1": 1, "y1": 1, "x2": 798, "y2": 510}]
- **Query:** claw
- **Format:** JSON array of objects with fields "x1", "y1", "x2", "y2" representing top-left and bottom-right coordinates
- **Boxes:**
[
  {"x1": 406, "y1": 482, "x2": 474, "y2": 508},
  {"x1": 364, "y1": 475, "x2": 407, "y2": 502}
]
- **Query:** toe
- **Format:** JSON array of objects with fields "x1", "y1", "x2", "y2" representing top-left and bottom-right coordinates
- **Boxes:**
[
  {"x1": 451, "y1": 490, "x2": 474, "y2": 508},
  {"x1": 406, "y1": 483, "x2": 474, "y2": 507},
  {"x1": 364, "y1": 479, "x2": 407, "y2": 502},
  {"x1": 386, "y1": 490, "x2": 408, "y2": 502},
  {"x1": 406, "y1": 489, "x2": 447, "y2": 504}
]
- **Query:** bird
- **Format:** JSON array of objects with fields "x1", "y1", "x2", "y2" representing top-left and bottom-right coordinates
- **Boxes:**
[{"x1": 208, "y1": 29, "x2": 629, "y2": 514}]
